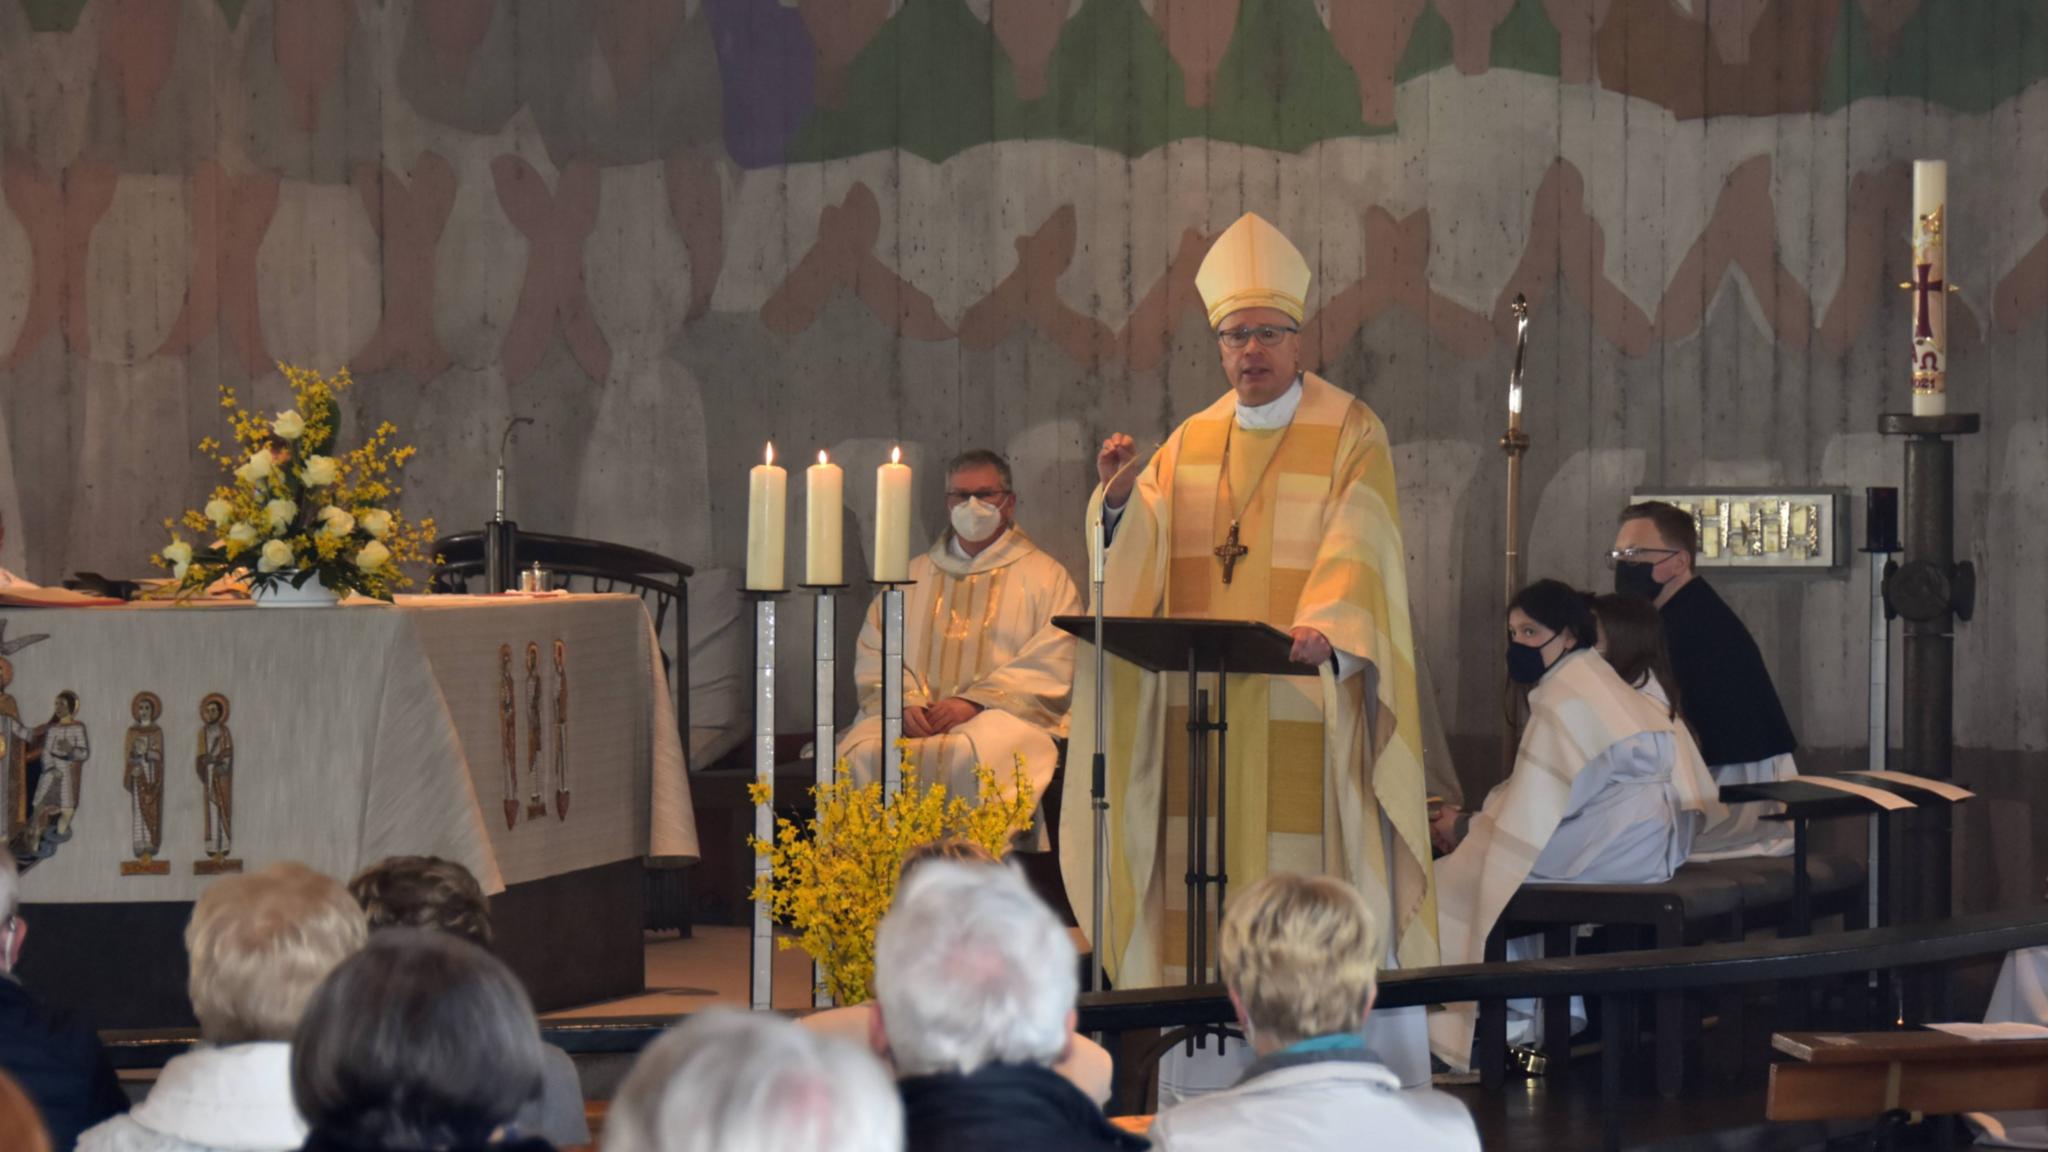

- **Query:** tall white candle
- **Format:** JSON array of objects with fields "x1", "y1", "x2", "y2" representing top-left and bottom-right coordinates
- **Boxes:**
[
  {"x1": 873, "y1": 446, "x2": 912, "y2": 583},
  {"x1": 806, "y1": 450, "x2": 844, "y2": 585},
  {"x1": 1910, "y1": 160, "x2": 1949, "y2": 416},
  {"x1": 746, "y1": 443, "x2": 786, "y2": 591}
]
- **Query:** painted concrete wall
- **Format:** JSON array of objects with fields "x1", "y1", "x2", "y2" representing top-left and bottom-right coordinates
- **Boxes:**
[{"x1": 2, "y1": 0, "x2": 2046, "y2": 893}]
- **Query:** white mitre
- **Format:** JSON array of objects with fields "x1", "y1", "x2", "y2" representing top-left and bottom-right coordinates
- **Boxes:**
[{"x1": 1195, "y1": 212, "x2": 1312, "y2": 328}]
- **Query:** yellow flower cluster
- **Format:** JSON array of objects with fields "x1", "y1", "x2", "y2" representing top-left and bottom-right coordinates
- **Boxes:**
[
  {"x1": 749, "y1": 752, "x2": 1035, "y2": 1005},
  {"x1": 158, "y1": 363, "x2": 437, "y2": 601}
]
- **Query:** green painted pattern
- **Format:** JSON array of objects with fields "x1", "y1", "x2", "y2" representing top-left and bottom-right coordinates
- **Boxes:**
[
  {"x1": 789, "y1": 0, "x2": 1396, "y2": 163},
  {"x1": 216, "y1": 0, "x2": 249, "y2": 29},
  {"x1": 18, "y1": 0, "x2": 89, "y2": 33},
  {"x1": 1823, "y1": 0, "x2": 2048, "y2": 114}
]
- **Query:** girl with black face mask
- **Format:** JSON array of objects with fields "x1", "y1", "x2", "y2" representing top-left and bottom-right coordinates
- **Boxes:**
[
  {"x1": 1504, "y1": 580, "x2": 1595, "y2": 686},
  {"x1": 1425, "y1": 578, "x2": 1721, "y2": 1069}
]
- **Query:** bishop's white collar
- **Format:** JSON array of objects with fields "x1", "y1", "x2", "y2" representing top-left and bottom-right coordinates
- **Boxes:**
[{"x1": 1235, "y1": 375, "x2": 1304, "y2": 430}]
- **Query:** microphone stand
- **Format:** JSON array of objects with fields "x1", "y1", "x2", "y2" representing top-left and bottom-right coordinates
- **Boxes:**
[
  {"x1": 487, "y1": 417, "x2": 533, "y2": 593},
  {"x1": 1090, "y1": 505, "x2": 1110, "y2": 998}
]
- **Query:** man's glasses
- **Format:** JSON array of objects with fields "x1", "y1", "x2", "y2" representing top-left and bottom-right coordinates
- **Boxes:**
[
  {"x1": 945, "y1": 488, "x2": 1012, "y2": 504},
  {"x1": 1216, "y1": 325, "x2": 1298, "y2": 349},
  {"x1": 1606, "y1": 547, "x2": 1681, "y2": 567}
]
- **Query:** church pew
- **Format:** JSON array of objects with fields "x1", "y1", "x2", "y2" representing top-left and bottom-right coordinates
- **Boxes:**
[
  {"x1": 1477, "y1": 853, "x2": 1867, "y2": 1098},
  {"x1": 1069, "y1": 904, "x2": 2048, "y2": 1152},
  {"x1": 1767, "y1": 1029, "x2": 2048, "y2": 1147},
  {"x1": 94, "y1": 907, "x2": 2048, "y2": 1152}
]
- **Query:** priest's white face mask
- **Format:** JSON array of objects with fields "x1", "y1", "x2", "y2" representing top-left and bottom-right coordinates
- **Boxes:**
[{"x1": 950, "y1": 497, "x2": 1006, "y2": 544}]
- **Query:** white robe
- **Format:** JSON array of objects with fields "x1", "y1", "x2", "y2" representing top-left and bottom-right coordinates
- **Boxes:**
[
  {"x1": 1150, "y1": 1055, "x2": 1480, "y2": 1152},
  {"x1": 1686, "y1": 753, "x2": 1799, "y2": 860},
  {"x1": 1430, "y1": 649, "x2": 1719, "y2": 1068},
  {"x1": 837, "y1": 527, "x2": 1081, "y2": 841}
]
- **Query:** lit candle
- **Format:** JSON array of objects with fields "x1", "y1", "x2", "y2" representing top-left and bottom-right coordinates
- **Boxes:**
[
  {"x1": 873, "y1": 446, "x2": 912, "y2": 583},
  {"x1": 806, "y1": 450, "x2": 844, "y2": 585},
  {"x1": 1910, "y1": 160, "x2": 1948, "y2": 417},
  {"x1": 746, "y1": 443, "x2": 786, "y2": 591}
]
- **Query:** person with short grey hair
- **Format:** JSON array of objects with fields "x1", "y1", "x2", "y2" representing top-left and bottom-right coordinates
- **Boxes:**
[
  {"x1": 291, "y1": 928, "x2": 551, "y2": 1152},
  {"x1": 603, "y1": 1009, "x2": 900, "y2": 1152},
  {"x1": 873, "y1": 862, "x2": 1144, "y2": 1151},
  {"x1": 0, "y1": 852, "x2": 128, "y2": 1150}
]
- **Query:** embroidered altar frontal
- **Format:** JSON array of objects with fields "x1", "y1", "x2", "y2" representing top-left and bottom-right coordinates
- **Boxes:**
[{"x1": 0, "y1": 593, "x2": 694, "y2": 1022}]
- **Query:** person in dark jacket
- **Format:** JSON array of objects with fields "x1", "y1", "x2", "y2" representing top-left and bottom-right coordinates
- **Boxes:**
[
  {"x1": 1613, "y1": 501, "x2": 1801, "y2": 858},
  {"x1": 0, "y1": 853, "x2": 127, "y2": 1150},
  {"x1": 872, "y1": 861, "x2": 1147, "y2": 1152},
  {"x1": 290, "y1": 929, "x2": 552, "y2": 1152}
]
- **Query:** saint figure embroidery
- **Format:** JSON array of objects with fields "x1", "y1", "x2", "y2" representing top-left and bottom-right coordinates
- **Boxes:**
[
  {"x1": 121, "y1": 692, "x2": 168, "y2": 874},
  {"x1": 0, "y1": 657, "x2": 35, "y2": 852},
  {"x1": 193, "y1": 693, "x2": 241, "y2": 874},
  {"x1": 525, "y1": 642, "x2": 545, "y2": 819},
  {"x1": 499, "y1": 644, "x2": 519, "y2": 829},
  {"x1": 29, "y1": 690, "x2": 88, "y2": 856},
  {"x1": 552, "y1": 640, "x2": 570, "y2": 820}
]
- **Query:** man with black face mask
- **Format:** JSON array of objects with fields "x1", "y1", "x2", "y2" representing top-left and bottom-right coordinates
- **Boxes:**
[{"x1": 1611, "y1": 501, "x2": 1799, "y2": 858}]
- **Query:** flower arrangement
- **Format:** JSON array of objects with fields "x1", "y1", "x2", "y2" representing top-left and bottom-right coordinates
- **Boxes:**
[
  {"x1": 155, "y1": 364, "x2": 436, "y2": 601},
  {"x1": 750, "y1": 754, "x2": 1035, "y2": 1005}
]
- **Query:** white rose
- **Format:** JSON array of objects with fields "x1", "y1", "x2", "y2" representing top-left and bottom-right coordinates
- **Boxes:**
[
  {"x1": 263, "y1": 499, "x2": 298, "y2": 532},
  {"x1": 235, "y1": 449, "x2": 274, "y2": 484},
  {"x1": 272, "y1": 409, "x2": 306, "y2": 440},
  {"x1": 319, "y1": 506, "x2": 356, "y2": 537},
  {"x1": 359, "y1": 509, "x2": 393, "y2": 539},
  {"x1": 204, "y1": 498, "x2": 233, "y2": 526},
  {"x1": 162, "y1": 540, "x2": 193, "y2": 569},
  {"x1": 257, "y1": 538, "x2": 295, "y2": 573},
  {"x1": 354, "y1": 539, "x2": 392, "y2": 573},
  {"x1": 172, "y1": 560, "x2": 190, "y2": 581},
  {"x1": 299, "y1": 455, "x2": 340, "y2": 487},
  {"x1": 227, "y1": 522, "x2": 260, "y2": 548}
]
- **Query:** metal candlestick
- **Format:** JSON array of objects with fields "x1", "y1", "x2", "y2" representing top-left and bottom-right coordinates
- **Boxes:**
[
  {"x1": 874, "y1": 581, "x2": 912, "y2": 796},
  {"x1": 802, "y1": 582, "x2": 847, "y2": 1008},
  {"x1": 745, "y1": 589, "x2": 785, "y2": 1012},
  {"x1": 1089, "y1": 509, "x2": 1110, "y2": 997}
]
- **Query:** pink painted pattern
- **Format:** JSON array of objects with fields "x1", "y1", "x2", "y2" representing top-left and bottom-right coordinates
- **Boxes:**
[
  {"x1": 760, "y1": 182, "x2": 952, "y2": 341},
  {"x1": 2, "y1": 156, "x2": 117, "y2": 368},
  {"x1": 99, "y1": 0, "x2": 181, "y2": 132},
  {"x1": 665, "y1": 147, "x2": 725, "y2": 322},
  {"x1": 959, "y1": 205, "x2": 1117, "y2": 363},
  {"x1": 275, "y1": 0, "x2": 356, "y2": 133},
  {"x1": 157, "y1": 161, "x2": 281, "y2": 377},
  {"x1": 352, "y1": 153, "x2": 458, "y2": 379},
  {"x1": 493, "y1": 156, "x2": 612, "y2": 384}
]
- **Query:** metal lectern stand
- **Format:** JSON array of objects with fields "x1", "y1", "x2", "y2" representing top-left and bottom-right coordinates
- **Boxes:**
[{"x1": 1053, "y1": 615, "x2": 1306, "y2": 988}]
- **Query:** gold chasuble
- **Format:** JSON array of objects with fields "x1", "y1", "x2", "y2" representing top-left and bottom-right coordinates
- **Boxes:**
[{"x1": 1059, "y1": 373, "x2": 1440, "y2": 987}]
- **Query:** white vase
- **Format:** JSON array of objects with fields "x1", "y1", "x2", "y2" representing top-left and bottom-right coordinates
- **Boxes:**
[{"x1": 252, "y1": 572, "x2": 340, "y2": 607}]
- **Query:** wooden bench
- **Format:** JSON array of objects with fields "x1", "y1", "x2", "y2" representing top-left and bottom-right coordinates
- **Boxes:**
[
  {"x1": 1769, "y1": 1029, "x2": 2048, "y2": 1149},
  {"x1": 1073, "y1": 906, "x2": 2048, "y2": 1151},
  {"x1": 1477, "y1": 853, "x2": 1867, "y2": 1098}
]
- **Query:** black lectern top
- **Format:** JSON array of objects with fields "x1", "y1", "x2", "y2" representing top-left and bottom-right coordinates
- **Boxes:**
[{"x1": 1051, "y1": 615, "x2": 1309, "y2": 678}]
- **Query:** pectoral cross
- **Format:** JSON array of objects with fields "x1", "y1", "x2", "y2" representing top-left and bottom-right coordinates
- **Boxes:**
[{"x1": 1215, "y1": 520, "x2": 1249, "y2": 585}]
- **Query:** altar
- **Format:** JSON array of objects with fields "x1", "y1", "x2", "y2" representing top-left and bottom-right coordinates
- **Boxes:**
[{"x1": 0, "y1": 592, "x2": 694, "y2": 1027}]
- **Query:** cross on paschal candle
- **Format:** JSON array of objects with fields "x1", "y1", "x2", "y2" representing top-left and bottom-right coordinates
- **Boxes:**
[
  {"x1": 1215, "y1": 521, "x2": 1249, "y2": 584},
  {"x1": 1911, "y1": 260, "x2": 1944, "y2": 341}
]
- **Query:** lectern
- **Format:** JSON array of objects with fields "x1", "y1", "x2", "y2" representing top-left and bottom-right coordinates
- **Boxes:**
[{"x1": 1053, "y1": 614, "x2": 1315, "y2": 983}]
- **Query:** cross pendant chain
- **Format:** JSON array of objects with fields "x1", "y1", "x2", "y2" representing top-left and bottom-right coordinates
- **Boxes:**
[{"x1": 1215, "y1": 520, "x2": 1249, "y2": 584}]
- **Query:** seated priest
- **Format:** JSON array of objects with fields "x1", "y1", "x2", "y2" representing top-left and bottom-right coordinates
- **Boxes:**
[
  {"x1": 1611, "y1": 501, "x2": 1800, "y2": 859},
  {"x1": 836, "y1": 450, "x2": 1082, "y2": 839},
  {"x1": 1426, "y1": 580, "x2": 1721, "y2": 1070}
]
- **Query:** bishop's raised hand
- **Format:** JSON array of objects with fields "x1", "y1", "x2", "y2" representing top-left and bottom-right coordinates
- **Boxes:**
[{"x1": 1097, "y1": 433, "x2": 1139, "y2": 508}]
